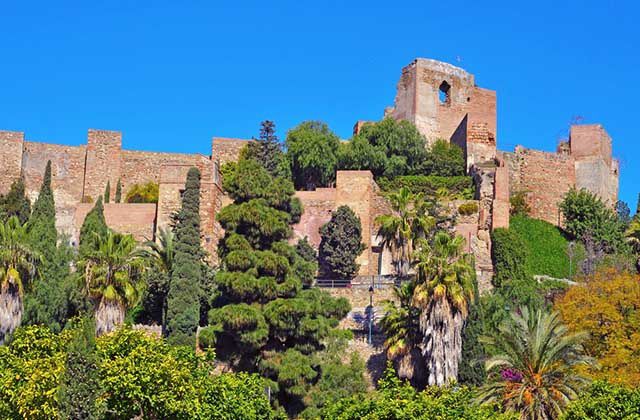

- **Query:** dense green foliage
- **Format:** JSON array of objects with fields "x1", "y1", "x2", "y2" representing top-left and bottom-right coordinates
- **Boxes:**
[
  {"x1": 319, "y1": 205, "x2": 365, "y2": 279},
  {"x1": 0, "y1": 177, "x2": 31, "y2": 224},
  {"x1": 125, "y1": 181, "x2": 159, "y2": 203},
  {"x1": 209, "y1": 156, "x2": 357, "y2": 416},
  {"x1": 378, "y1": 175, "x2": 473, "y2": 199},
  {"x1": 561, "y1": 381, "x2": 640, "y2": 420},
  {"x1": 59, "y1": 317, "x2": 104, "y2": 419},
  {"x1": 322, "y1": 365, "x2": 511, "y2": 419},
  {"x1": 166, "y1": 168, "x2": 203, "y2": 346},
  {"x1": 458, "y1": 298, "x2": 487, "y2": 386},
  {"x1": 286, "y1": 121, "x2": 340, "y2": 190},
  {"x1": 509, "y1": 191, "x2": 531, "y2": 216},
  {"x1": 420, "y1": 139, "x2": 466, "y2": 177},
  {"x1": 510, "y1": 215, "x2": 585, "y2": 279},
  {"x1": 0, "y1": 325, "x2": 279, "y2": 419},
  {"x1": 560, "y1": 187, "x2": 626, "y2": 253},
  {"x1": 491, "y1": 228, "x2": 529, "y2": 288}
]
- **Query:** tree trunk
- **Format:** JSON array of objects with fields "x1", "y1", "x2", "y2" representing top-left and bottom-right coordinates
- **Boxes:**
[
  {"x1": 95, "y1": 299, "x2": 125, "y2": 336},
  {"x1": 0, "y1": 282, "x2": 23, "y2": 344},
  {"x1": 395, "y1": 346, "x2": 428, "y2": 388},
  {"x1": 420, "y1": 298, "x2": 464, "y2": 386}
]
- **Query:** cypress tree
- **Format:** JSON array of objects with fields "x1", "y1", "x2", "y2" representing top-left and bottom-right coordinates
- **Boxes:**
[
  {"x1": 319, "y1": 205, "x2": 365, "y2": 279},
  {"x1": 166, "y1": 167, "x2": 202, "y2": 346},
  {"x1": 104, "y1": 181, "x2": 110, "y2": 203},
  {"x1": 23, "y1": 160, "x2": 80, "y2": 332},
  {"x1": 79, "y1": 196, "x2": 108, "y2": 256},
  {"x1": 0, "y1": 177, "x2": 31, "y2": 224},
  {"x1": 59, "y1": 317, "x2": 104, "y2": 419},
  {"x1": 115, "y1": 179, "x2": 122, "y2": 203}
]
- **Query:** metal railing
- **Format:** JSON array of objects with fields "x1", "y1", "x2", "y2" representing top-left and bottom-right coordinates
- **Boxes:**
[{"x1": 315, "y1": 274, "x2": 411, "y2": 288}]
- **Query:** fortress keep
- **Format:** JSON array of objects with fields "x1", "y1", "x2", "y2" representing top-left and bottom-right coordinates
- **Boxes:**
[{"x1": 0, "y1": 58, "x2": 619, "y2": 290}]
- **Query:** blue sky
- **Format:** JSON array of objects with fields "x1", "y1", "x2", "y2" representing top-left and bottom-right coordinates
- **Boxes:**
[{"x1": 2, "y1": 1, "x2": 638, "y2": 211}]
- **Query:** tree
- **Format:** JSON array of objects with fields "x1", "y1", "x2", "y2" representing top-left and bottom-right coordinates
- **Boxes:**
[
  {"x1": 338, "y1": 117, "x2": 428, "y2": 179},
  {"x1": 491, "y1": 228, "x2": 529, "y2": 288},
  {"x1": 114, "y1": 178, "x2": 122, "y2": 203},
  {"x1": 286, "y1": 121, "x2": 340, "y2": 190},
  {"x1": 0, "y1": 217, "x2": 40, "y2": 344},
  {"x1": 59, "y1": 317, "x2": 104, "y2": 419},
  {"x1": 560, "y1": 188, "x2": 626, "y2": 253},
  {"x1": 246, "y1": 120, "x2": 288, "y2": 178},
  {"x1": 319, "y1": 206, "x2": 365, "y2": 279},
  {"x1": 137, "y1": 227, "x2": 174, "y2": 331},
  {"x1": 419, "y1": 139, "x2": 466, "y2": 177},
  {"x1": 166, "y1": 167, "x2": 203, "y2": 346},
  {"x1": 79, "y1": 196, "x2": 108, "y2": 257},
  {"x1": 555, "y1": 269, "x2": 640, "y2": 387},
  {"x1": 125, "y1": 181, "x2": 159, "y2": 203},
  {"x1": 79, "y1": 231, "x2": 145, "y2": 335},
  {"x1": 23, "y1": 161, "x2": 80, "y2": 333},
  {"x1": 616, "y1": 200, "x2": 631, "y2": 226},
  {"x1": 322, "y1": 364, "x2": 510, "y2": 420},
  {"x1": 0, "y1": 177, "x2": 31, "y2": 224},
  {"x1": 478, "y1": 308, "x2": 592, "y2": 419},
  {"x1": 375, "y1": 187, "x2": 435, "y2": 277},
  {"x1": 413, "y1": 232, "x2": 475, "y2": 386},
  {"x1": 625, "y1": 215, "x2": 640, "y2": 271},
  {"x1": 208, "y1": 156, "x2": 350, "y2": 416},
  {"x1": 380, "y1": 281, "x2": 426, "y2": 386},
  {"x1": 458, "y1": 292, "x2": 488, "y2": 387},
  {"x1": 103, "y1": 181, "x2": 111, "y2": 203}
]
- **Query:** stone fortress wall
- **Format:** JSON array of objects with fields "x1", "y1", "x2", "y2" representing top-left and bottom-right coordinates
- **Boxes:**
[{"x1": 0, "y1": 58, "x2": 620, "y2": 291}]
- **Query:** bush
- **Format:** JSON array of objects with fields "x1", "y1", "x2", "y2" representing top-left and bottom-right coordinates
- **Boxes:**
[
  {"x1": 377, "y1": 175, "x2": 474, "y2": 199},
  {"x1": 510, "y1": 190, "x2": 531, "y2": 216},
  {"x1": 562, "y1": 381, "x2": 640, "y2": 420},
  {"x1": 491, "y1": 228, "x2": 529, "y2": 287},
  {"x1": 319, "y1": 206, "x2": 365, "y2": 279},
  {"x1": 510, "y1": 215, "x2": 585, "y2": 279},
  {"x1": 125, "y1": 182, "x2": 159, "y2": 203},
  {"x1": 458, "y1": 202, "x2": 479, "y2": 216}
]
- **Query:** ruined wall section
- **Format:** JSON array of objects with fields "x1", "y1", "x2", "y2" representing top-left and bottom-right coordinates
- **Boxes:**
[
  {"x1": 74, "y1": 203, "x2": 156, "y2": 242},
  {"x1": 0, "y1": 131, "x2": 24, "y2": 195},
  {"x1": 212, "y1": 138, "x2": 251, "y2": 166},
  {"x1": 570, "y1": 124, "x2": 619, "y2": 205},
  {"x1": 293, "y1": 189, "x2": 336, "y2": 247},
  {"x1": 387, "y1": 58, "x2": 497, "y2": 150},
  {"x1": 83, "y1": 130, "x2": 122, "y2": 202},
  {"x1": 21, "y1": 141, "x2": 86, "y2": 236},
  {"x1": 504, "y1": 147, "x2": 576, "y2": 226}
]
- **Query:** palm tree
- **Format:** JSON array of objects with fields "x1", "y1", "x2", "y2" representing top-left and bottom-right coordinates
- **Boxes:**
[
  {"x1": 79, "y1": 231, "x2": 146, "y2": 335},
  {"x1": 412, "y1": 231, "x2": 475, "y2": 386},
  {"x1": 380, "y1": 280, "x2": 426, "y2": 386},
  {"x1": 0, "y1": 217, "x2": 41, "y2": 343},
  {"x1": 477, "y1": 308, "x2": 592, "y2": 420},
  {"x1": 137, "y1": 227, "x2": 174, "y2": 331},
  {"x1": 375, "y1": 187, "x2": 435, "y2": 278}
]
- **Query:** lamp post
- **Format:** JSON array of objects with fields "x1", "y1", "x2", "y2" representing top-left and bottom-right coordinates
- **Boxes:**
[{"x1": 368, "y1": 285, "x2": 374, "y2": 345}]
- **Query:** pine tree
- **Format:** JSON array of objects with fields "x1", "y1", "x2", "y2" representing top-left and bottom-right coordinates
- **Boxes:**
[
  {"x1": 247, "y1": 120, "x2": 285, "y2": 177},
  {"x1": 166, "y1": 167, "x2": 203, "y2": 346},
  {"x1": 319, "y1": 206, "x2": 365, "y2": 279},
  {"x1": 59, "y1": 317, "x2": 104, "y2": 419},
  {"x1": 79, "y1": 196, "x2": 108, "y2": 257},
  {"x1": 0, "y1": 177, "x2": 31, "y2": 224},
  {"x1": 104, "y1": 181, "x2": 110, "y2": 203},
  {"x1": 115, "y1": 179, "x2": 122, "y2": 203}
]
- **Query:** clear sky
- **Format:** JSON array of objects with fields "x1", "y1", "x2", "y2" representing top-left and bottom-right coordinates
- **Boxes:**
[{"x1": 2, "y1": 1, "x2": 638, "y2": 211}]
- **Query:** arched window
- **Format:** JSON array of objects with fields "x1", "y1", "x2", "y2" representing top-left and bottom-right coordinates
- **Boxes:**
[{"x1": 439, "y1": 81, "x2": 451, "y2": 105}]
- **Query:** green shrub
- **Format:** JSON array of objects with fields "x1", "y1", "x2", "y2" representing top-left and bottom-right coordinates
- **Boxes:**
[
  {"x1": 562, "y1": 381, "x2": 640, "y2": 420},
  {"x1": 126, "y1": 182, "x2": 159, "y2": 204},
  {"x1": 458, "y1": 202, "x2": 479, "y2": 216},
  {"x1": 378, "y1": 175, "x2": 474, "y2": 199},
  {"x1": 510, "y1": 190, "x2": 531, "y2": 216},
  {"x1": 491, "y1": 227, "x2": 529, "y2": 288},
  {"x1": 510, "y1": 215, "x2": 585, "y2": 279}
]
